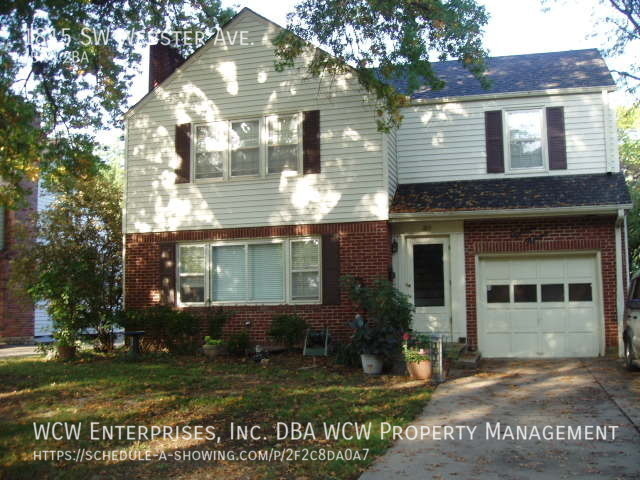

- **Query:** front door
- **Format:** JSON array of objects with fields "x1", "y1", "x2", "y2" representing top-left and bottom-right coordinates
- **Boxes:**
[{"x1": 407, "y1": 237, "x2": 451, "y2": 335}]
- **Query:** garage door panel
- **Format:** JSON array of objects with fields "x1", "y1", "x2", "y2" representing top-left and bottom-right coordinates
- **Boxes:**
[
  {"x1": 540, "y1": 309, "x2": 567, "y2": 333},
  {"x1": 566, "y1": 334, "x2": 599, "y2": 356},
  {"x1": 511, "y1": 311, "x2": 538, "y2": 333},
  {"x1": 511, "y1": 259, "x2": 538, "y2": 279},
  {"x1": 566, "y1": 308, "x2": 597, "y2": 332},
  {"x1": 485, "y1": 311, "x2": 510, "y2": 333},
  {"x1": 479, "y1": 255, "x2": 601, "y2": 358},
  {"x1": 537, "y1": 259, "x2": 565, "y2": 279},
  {"x1": 541, "y1": 333, "x2": 565, "y2": 357},
  {"x1": 482, "y1": 259, "x2": 510, "y2": 279},
  {"x1": 512, "y1": 334, "x2": 539, "y2": 357}
]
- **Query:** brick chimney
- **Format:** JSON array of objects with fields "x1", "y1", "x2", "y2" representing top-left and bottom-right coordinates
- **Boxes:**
[{"x1": 148, "y1": 44, "x2": 185, "y2": 91}]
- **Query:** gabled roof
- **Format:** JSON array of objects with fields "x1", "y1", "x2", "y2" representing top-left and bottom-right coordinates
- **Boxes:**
[
  {"x1": 386, "y1": 49, "x2": 616, "y2": 100},
  {"x1": 390, "y1": 173, "x2": 631, "y2": 214}
]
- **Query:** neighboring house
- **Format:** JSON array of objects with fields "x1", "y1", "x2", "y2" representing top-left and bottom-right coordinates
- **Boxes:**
[
  {"x1": 124, "y1": 8, "x2": 631, "y2": 358},
  {"x1": 0, "y1": 181, "x2": 54, "y2": 344}
]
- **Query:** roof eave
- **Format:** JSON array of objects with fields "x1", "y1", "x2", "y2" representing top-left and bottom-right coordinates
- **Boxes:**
[
  {"x1": 389, "y1": 203, "x2": 633, "y2": 222},
  {"x1": 407, "y1": 85, "x2": 617, "y2": 106}
]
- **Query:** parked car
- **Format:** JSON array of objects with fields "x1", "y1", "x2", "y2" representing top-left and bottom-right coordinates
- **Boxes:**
[{"x1": 623, "y1": 274, "x2": 640, "y2": 371}]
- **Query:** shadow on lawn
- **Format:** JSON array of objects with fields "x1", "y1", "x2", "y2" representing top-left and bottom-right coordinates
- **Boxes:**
[{"x1": 0, "y1": 355, "x2": 430, "y2": 480}]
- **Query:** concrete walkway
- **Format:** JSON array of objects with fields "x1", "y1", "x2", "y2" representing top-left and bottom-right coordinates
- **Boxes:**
[
  {"x1": 361, "y1": 359, "x2": 640, "y2": 480},
  {"x1": 0, "y1": 345, "x2": 38, "y2": 358}
]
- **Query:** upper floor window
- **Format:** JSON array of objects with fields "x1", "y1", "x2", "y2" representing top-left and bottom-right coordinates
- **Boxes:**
[
  {"x1": 194, "y1": 114, "x2": 301, "y2": 180},
  {"x1": 505, "y1": 109, "x2": 545, "y2": 171}
]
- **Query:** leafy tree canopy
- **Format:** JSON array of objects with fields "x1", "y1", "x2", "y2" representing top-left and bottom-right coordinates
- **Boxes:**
[
  {"x1": 273, "y1": 0, "x2": 490, "y2": 131},
  {"x1": 619, "y1": 105, "x2": 640, "y2": 270},
  {"x1": 0, "y1": 0, "x2": 235, "y2": 207}
]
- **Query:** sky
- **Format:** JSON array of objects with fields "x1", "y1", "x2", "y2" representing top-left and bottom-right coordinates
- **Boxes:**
[{"x1": 124, "y1": 0, "x2": 635, "y2": 115}]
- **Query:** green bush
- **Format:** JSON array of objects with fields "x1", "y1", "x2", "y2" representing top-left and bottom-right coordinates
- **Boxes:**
[
  {"x1": 226, "y1": 332, "x2": 251, "y2": 356},
  {"x1": 268, "y1": 314, "x2": 309, "y2": 349},
  {"x1": 341, "y1": 276, "x2": 413, "y2": 331},
  {"x1": 204, "y1": 306, "x2": 234, "y2": 339},
  {"x1": 121, "y1": 306, "x2": 200, "y2": 354}
]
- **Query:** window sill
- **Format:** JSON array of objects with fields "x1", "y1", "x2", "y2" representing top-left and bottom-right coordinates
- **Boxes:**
[
  {"x1": 505, "y1": 167, "x2": 547, "y2": 175},
  {"x1": 177, "y1": 300, "x2": 321, "y2": 308}
]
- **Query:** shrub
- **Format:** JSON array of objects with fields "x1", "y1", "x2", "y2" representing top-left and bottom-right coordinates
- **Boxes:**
[
  {"x1": 204, "y1": 306, "x2": 234, "y2": 339},
  {"x1": 226, "y1": 332, "x2": 251, "y2": 356},
  {"x1": 341, "y1": 276, "x2": 413, "y2": 331},
  {"x1": 204, "y1": 336, "x2": 224, "y2": 346},
  {"x1": 121, "y1": 306, "x2": 200, "y2": 354},
  {"x1": 268, "y1": 314, "x2": 309, "y2": 349},
  {"x1": 350, "y1": 323, "x2": 402, "y2": 360}
]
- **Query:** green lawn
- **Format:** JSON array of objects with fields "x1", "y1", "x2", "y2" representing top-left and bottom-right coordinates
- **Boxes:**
[{"x1": 0, "y1": 353, "x2": 431, "y2": 479}]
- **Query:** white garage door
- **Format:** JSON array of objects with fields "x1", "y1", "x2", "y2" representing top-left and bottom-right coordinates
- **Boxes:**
[{"x1": 478, "y1": 255, "x2": 601, "y2": 358}]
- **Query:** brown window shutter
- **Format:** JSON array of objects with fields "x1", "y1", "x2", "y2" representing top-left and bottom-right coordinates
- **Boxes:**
[
  {"x1": 485, "y1": 110, "x2": 505, "y2": 173},
  {"x1": 159, "y1": 242, "x2": 176, "y2": 306},
  {"x1": 321, "y1": 234, "x2": 340, "y2": 305},
  {"x1": 175, "y1": 123, "x2": 191, "y2": 183},
  {"x1": 303, "y1": 110, "x2": 321, "y2": 174},
  {"x1": 546, "y1": 107, "x2": 567, "y2": 170}
]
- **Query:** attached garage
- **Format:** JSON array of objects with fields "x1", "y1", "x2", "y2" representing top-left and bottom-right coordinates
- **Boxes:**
[{"x1": 478, "y1": 255, "x2": 602, "y2": 358}]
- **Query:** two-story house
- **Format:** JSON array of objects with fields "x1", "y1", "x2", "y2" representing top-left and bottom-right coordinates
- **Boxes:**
[{"x1": 124, "y1": 8, "x2": 631, "y2": 358}]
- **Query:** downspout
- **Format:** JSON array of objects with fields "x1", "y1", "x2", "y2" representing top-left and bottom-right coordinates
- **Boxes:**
[{"x1": 615, "y1": 209, "x2": 625, "y2": 356}]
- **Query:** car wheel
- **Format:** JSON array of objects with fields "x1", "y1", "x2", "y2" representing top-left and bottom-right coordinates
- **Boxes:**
[{"x1": 624, "y1": 338, "x2": 638, "y2": 371}]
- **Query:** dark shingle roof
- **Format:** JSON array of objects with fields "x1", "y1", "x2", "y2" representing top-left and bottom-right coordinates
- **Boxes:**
[
  {"x1": 386, "y1": 49, "x2": 615, "y2": 100},
  {"x1": 390, "y1": 173, "x2": 631, "y2": 214}
]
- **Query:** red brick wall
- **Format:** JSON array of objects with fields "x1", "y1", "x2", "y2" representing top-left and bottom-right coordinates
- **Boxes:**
[
  {"x1": 125, "y1": 221, "x2": 391, "y2": 342},
  {"x1": 464, "y1": 215, "x2": 619, "y2": 349},
  {"x1": 0, "y1": 184, "x2": 37, "y2": 342}
]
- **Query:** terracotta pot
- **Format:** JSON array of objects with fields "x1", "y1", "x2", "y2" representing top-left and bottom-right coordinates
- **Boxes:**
[
  {"x1": 57, "y1": 345, "x2": 77, "y2": 361},
  {"x1": 203, "y1": 344, "x2": 224, "y2": 358},
  {"x1": 407, "y1": 360, "x2": 432, "y2": 380}
]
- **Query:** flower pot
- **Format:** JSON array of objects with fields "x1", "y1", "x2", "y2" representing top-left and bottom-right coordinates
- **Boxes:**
[
  {"x1": 361, "y1": 354, "x2": 383, "y2": 375},
  {"x1": 57, "y1": 345, "x2": 76, "y2": 361},
  {"x1": 203, "y1": 344, "x2": 224, "y2": 358},
  {"x1": 407, "y1": 360, "x2": 432, "y2": 380}
]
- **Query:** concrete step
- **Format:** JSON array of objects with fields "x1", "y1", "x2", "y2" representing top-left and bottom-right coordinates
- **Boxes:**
[{"x1": 454, "y1": 351, "x2": 482, "y2": 369}]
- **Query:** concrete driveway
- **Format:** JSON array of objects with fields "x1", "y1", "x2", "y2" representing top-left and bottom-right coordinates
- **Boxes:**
[{"x1": 361, "y1": 359, "x2": 640, "y2": 480}]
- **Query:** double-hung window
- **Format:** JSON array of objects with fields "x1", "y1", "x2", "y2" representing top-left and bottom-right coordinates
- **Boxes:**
[
  {"x1": 178, "y1": 238, "x2": 320, "y2": 305},
  {"x1": 194, "y1": 113, "x2": 301, "y2": 180},
  {"x1": 194, "y1": 122, "x2": 226, "y2": 179},
  {"x1": 267, "y1": 114, "x2": 300, "y2": 174},
  {"x1": 505, "y1": 109, "x2": 545, "y2": 171},
  {"x1": 178, "y1": 245, "x2": 206, "y2": 304},
  {"x1": 290, "y1": 239, "x2": 320, "y2": 300}
]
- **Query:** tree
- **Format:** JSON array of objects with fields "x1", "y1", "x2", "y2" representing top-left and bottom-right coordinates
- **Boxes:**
[
  {"x1": 273, "y1": 0, "x2": 490, "y2": 131},
  {"x1": 619, "y1": 106, "x2": 640, "y2": 271},
  {"x1": 10, "y1": 165, "x2": 123, "y2": 349},
  {"x1": 0, "y1": 1, "x2": 235, "y2": 207},
  {"x1": 543, "y1": 0, "x2": 639, "y2": 98}
]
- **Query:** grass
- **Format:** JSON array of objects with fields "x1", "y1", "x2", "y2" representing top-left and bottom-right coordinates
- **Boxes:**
[{"x1": 0, "y1": 352, "x2": 431, "y2": 479}]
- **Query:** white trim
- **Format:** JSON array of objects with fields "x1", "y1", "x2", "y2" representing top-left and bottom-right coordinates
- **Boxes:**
[
  {"x1": 390, "y1": 204, "x2": 633, "y2": 222},
  {"x1": 408, "y1": 86, "x2": 617, "y2": 107},
  {"x1": 176, "y1": 236, "x2": 322, "y2": 307},
  {"x1": 503, "y1": 108, "x2": 548, "y2": 174},
  {"x1": 616, "y1": 208, "x2": 625, "y2": 356}
]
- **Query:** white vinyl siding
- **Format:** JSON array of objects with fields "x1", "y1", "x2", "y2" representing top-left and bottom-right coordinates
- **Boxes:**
[
  {"x1": 178, "y1": 237, "x2": 319, "y2": 306},
  {"x1": 125, "y1": 11, "x2": 386, "y2": 234},
  {"x1": 397, "y1": 92, "x2": 615, "y2": 183}
]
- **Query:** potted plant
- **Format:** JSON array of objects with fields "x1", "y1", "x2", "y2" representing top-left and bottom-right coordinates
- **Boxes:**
[
  {"x1": 350, "y1": 316, "x2": 402, "y2": 374},
  {"x1": 202, "y1": 336, "x2": 225, "y2": 358},
  {"x1": 55, "y1": 328, "x2": 79, "y2": 361},
  {"x1": 403, "y1": 333, "x2": 432, "y2": 380}
]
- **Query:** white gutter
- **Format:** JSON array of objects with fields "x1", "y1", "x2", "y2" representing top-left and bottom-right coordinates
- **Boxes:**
[
  {"x1": 389, "y1": 204, "x2": 633, "y2": 222},
  {"x1": 615, "y1": 208, "x2": 626, "y2": 356}
]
